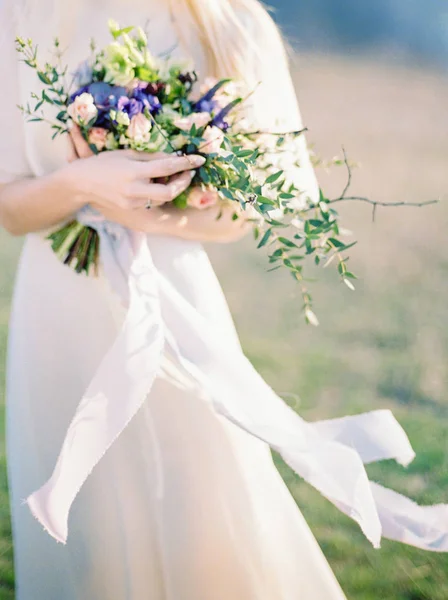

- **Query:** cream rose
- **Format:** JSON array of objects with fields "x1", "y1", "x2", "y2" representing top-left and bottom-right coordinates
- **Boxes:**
[
  {"x1": 199, "y1": 126, "x2": 224, "y2": 155},
  {"x1": 126, "y1": 114, "x2": 152, "y2": 143},
  {"x1": 67, "y1": 93, "x2": 98, "y2": 126},
  {"x1": 173, "y1": 112, "x2": 211, "y2": 132}
]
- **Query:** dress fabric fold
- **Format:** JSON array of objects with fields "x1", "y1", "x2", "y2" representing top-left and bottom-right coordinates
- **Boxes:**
[{"x1": 26, "y1": 219, "x2": 448, "y2": 552}]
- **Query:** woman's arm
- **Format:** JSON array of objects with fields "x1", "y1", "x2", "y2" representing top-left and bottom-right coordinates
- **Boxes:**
[
  {"x1": 99, "y1": 202, "x2": 252, "y2": 244},
  {"x1": 0, "y1": 137, "x2": 204, "y2": 236},
  {"x1": 0, "y1": 171, "x2": 84, "y2": 236}
]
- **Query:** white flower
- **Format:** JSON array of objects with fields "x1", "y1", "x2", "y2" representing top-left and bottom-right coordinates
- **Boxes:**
[
  {"x1": 105, "y1": 132, "x2": 119, "y2": 150},
  {"x1": 199, "y1": 126, "x2": 224, "y2": 155},
  {"x1": 116, "y1": 111, "x2": 130, "y2": 127},
  {"x1": 67, "y1": 93, "x2": 97, "y2": 125},
  {"x1": 171, "y1": 133, "x2": 187, "y2": 150},
  {"x1": 101, "y1": 42, "x2": 135, "y2": 86},
  {"x1": 173, "y1": 112, "x2": 211, "y2": 132}
]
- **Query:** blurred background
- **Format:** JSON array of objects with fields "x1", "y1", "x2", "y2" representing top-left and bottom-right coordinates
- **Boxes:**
[{"x1": 0, "y1": 1, "x2": 447, "y2": 599}]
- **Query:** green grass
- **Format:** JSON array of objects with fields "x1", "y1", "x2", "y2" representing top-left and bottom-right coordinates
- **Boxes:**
[{"x1": 0, "y1": 56, "x2": 447, "y2": 598}]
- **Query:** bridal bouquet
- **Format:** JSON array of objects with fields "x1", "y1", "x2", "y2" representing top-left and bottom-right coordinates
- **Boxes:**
[{"x1": 16, "y1": 20, "x2": 357, "y2": 321}]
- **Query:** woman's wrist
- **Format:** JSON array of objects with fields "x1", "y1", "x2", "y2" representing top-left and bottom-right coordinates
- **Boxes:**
[{"x1": 50, "y1": 162, "x2": 88, "y2": 213}]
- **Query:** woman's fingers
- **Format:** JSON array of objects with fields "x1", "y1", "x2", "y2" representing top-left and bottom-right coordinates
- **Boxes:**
[
  {"x1": 126, "y1": 171, "x2": 195, "y2": 206},
  {"x1": 135, "y1": 155, "x2": 205, "y2": 179},
  {"x1": 70, "y1": 125, "x2": 95, "y2": 159},
  {"x1": 123, "y1": 150, "x2": 166, "y2": 162}
]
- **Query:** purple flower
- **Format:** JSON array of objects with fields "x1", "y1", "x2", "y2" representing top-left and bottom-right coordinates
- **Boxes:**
[
  {"x1": 212, "y1": 99, "x2": 239, "y2": 130},
  {"x1": 117, "y1": 96, "x2": 144, "y2": 117},
  {"x1": 87, "y1": 82, "x2": 127, "y2": 110},
  {"x1": 194, "y1": 98, "x2": 217, "y2": 114},
  {"x1": 131, "y1": 89, "x2": 162, "y2": 114},
  {"x1": 95, "y1": 110, "x2": 112, "y2": 129}
]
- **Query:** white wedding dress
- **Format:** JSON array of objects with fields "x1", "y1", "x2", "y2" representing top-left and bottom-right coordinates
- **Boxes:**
[{"x1": 2, "y1": 1, "x2": 447, "y2": 599}]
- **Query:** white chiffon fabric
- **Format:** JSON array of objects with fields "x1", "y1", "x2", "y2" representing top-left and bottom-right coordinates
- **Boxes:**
[{"x1": 2, "y1": 0, "x2": 448, "y2": 599}]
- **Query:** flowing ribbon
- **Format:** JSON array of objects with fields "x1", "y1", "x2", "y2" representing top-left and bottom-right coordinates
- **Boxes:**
[{"x1": 27, "y1": 214, "x2": 448, "y2": 550}]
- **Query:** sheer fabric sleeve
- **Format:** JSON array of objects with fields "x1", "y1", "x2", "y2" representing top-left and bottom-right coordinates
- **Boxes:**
[
  {"x1": 240, "y1": 7, "x2": 320, "y2": 207},
  {"x1": 0, "y1": 0, "x2": 33, "y2": 183}
]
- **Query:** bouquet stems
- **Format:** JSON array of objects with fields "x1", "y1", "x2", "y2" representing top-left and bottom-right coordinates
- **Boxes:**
[{"x1": 47, "y1": 221, "x2": 100, "y2": 275}]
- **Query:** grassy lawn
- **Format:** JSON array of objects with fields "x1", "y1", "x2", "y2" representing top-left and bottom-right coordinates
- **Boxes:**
[{"x1": 0, "y1": 55, "x2": 447, "y2": 598}]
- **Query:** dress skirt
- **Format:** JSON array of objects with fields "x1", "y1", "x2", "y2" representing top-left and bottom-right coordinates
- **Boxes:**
[{"x1": 6, "y1": 233, "x2": 346, "y2": 599}]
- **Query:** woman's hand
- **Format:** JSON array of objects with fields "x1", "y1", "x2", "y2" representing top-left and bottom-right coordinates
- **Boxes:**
[
  {"x1": 64, "y1": 125, "x2": 205, "y2": 212},
  {"x1": 65, "y1": 125, "x2": 252, "y2": 243}
]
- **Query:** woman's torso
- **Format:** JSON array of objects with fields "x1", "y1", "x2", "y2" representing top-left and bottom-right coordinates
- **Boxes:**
[{"x1": 11, "y1": 0, "x2": 238, "y2": 339}]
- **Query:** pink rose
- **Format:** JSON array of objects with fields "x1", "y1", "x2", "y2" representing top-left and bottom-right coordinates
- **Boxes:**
[
  {"x1": 187, "y1": 186, "x2": 220, "y2": 210},
  {"x1": 173, "y1": 112, "x2": 211, "y2": 132},
  {"x1": 88, "y1": 127, "x2": 108, "y2": 151},
  {"x1": 199, "y1": 126, "x2": 224, "y2": 155},
  {"x1": 126, "y1": 113, "x2": 152, "y2": 143},
  {"x1": 67, "y1": 93, "x2": 98, "y2": 125}
]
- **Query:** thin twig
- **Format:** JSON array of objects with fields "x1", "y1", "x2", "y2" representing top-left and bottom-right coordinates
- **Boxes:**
[
  {"x1": 331, "y1": 196, "x2": 438, "y2": 208},
  {"x1": 245, "y1": 127, "x2": 308, "y2": 137},
  {"x1": 331, "y1": 146, "x2": 439, "y2": 221},
  {"x1": 337, "y1": 146, "x2": 352, "y2": 200}
]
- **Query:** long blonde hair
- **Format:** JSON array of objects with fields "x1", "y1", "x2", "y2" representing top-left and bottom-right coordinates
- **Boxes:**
[
  {"x1": 169, "y1": 0, "x2": 281, "y2": 78},
  {"x1": 168, "y1": 0, "x2": 299, "y2": 129}
]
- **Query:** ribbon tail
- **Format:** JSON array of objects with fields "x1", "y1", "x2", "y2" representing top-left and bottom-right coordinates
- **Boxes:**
[
  {"x1": 157, "y1": 271, "x2": 448, "y2": 551},
  {"x1": 312, "y1": 409, "x2": 416, "y2": 466},
  {"x1": 27, "y1": 233, "x2": 164, "y2": 543},
  {"x1": 371, "y1": 482, "x2": 448, "y2": 551}
]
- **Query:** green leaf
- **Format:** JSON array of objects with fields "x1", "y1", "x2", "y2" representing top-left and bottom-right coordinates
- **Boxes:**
[
  {"x1": 257, "y1": 228, "x2": 272, "y2": 249},
  {"x1": 339, "y1": 241, "x2": 358, "y2": 252},
  {"x1": 270, "y1": 248, "x2": 285, "y2": 258},
  {"x1": 338, "y1": 262, "x2": 346, "y2": 275},
  {"x1": 236, "y1": 149, "x2": 254, "y2": 158},
  {"x1": 265, "y1": 170, "x2": 284, "y2": 185},
  {"x1": 328, "y1": 237, "x2": 346, "y2": 249},
  {"x1": 56, "y1": 110, "x2": 67, "y2": 122},
  {"x1": 220, "y1": 188, "x2": 235, "y2": 201},
  {"x1": 256, "y1": 195, "x2": 276, "y2": 206},
  {"x1": 319, "y1": 188, "x2": 328, "y2": 203},
  {"x1": 278, "y1": 237, "x2": 298, "y2": 248},
  {"x1": 258, "y1": 204, "x2": 274, "y2": 213},
  {"x1": 198, "y1": 167, "x2": 210, "y2": 184},
  {"x1": 37, "y1": 72, "x2": 51, "y2": 85}
]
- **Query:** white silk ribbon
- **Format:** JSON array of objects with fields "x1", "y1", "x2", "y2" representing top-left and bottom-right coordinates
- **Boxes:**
[{"x1": 26, "y1": 214, "x2": 448, "y2": 550}]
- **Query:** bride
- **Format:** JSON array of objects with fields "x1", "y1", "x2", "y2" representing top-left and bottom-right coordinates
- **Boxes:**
[{"x1": 1, "y1": 0, "x2": 447, "y2": 598}]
